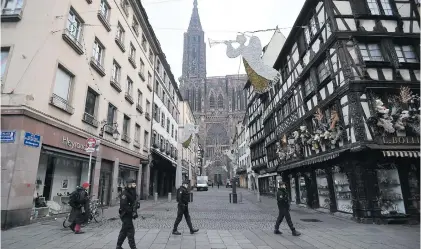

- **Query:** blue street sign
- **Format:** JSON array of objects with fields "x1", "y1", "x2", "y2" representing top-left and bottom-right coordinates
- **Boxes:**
[
  {"x1": 1, "y1": 131, "x2": 16, "y2": 143},
  {"x1": 24, "y1": 132, "x2": 41, "y2": 148}
]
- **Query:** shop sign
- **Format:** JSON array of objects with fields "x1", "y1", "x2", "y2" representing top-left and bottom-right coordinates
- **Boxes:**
[
  {"x1": 1, "y1": 131, "x2": 16, "y2": 143},
  {"x1": 62, "y1": 136, "x2": 86, "y2": 151},
  {"x1": 378, "y1": 136, "x2": 420, "y2": 145},
  {"x1": 24, "y1": 132, "x2": 41, "y2": 148}
]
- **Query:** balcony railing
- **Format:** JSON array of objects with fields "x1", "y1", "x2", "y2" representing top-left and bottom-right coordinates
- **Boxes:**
[
  {"x1": 110, "y1": 77, "x2": 122, "y2": 92},
  {"x1": 1, "y1": 8, "x2": 22, "y2": 22},
  {"x1": 166, "y1": 146, "x2": 171, "y2": 155},
  {"x1": 115, "y1": 37, "x2": 126, "y2": 52},
  {"x1": 121, "y1": 133, "x2": 132, "y2": 143},
  {"x1": 62, "y1": 29, "x2": 84, "y2": 55},
  {"x1": 153, "y1": 140, "x2": 159, "y2": 148},
  {"x1": 145, "y1": 112, "x2": 151, "y2": 121},
  {"x1": 128, "y1": 56, "x2": 137, "y2": 68},
  {"x1": 136, "y1": 104, "x2": 143, "y2": 114},
  {"x1": 90, "y1": 57, "x2": 106, "y2": 76},
  {"x1": 82, "y1": 112, "x2": 99, "y2": 128},
  {"x1": 50, "y1": 94, "x2": 75, "y2": 114},
  {"x1": 97, "y1": 10, "x2": 111, "y2": 31},
  {"x1": 134, "y1": 139, "x2": 140, "y2": 148},
  {"x1": 125, "y1": 92, "x2": 134, "y2": 104}
]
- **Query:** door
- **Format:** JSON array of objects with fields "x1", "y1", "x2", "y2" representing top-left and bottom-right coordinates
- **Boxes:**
[
  {"x1": 43, "y1": 156, "x2": 56, "y2": 200},
  {"x1": 99, "y1": 172, "x2": 111, "y2": 206}
]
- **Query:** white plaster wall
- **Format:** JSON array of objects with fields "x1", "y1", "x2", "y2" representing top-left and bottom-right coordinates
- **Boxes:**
[
  {"x1": 396, "y1": 3, "x2": 411, "y2": 17},
  {"x1": 360, "y1": 20, "x2": 376, "y2": 31},
  {"x1": 50, "y1": 160, "x2": 82, "y2": 199},
  {"x1": 334, "y1": 1, "x2": 352, "y2": 15},
  {"x1": 367, "y1": 68, "x2": 379, "y2": 80},
  {"x1": 382, "y1": 69, "x2": 393, "y2": 81},
  {"x1": 399, "y1": 69, "x2": 411, "y2": 81},
  {"x1": 382, "y1": 20, "x2": 398, "y2": 32},
  {"x1": 153, "y1": 94, "x2": 178, "y2": 148},
  {"x1": 414, "y1": 70, "x2": 420, "y2": 81}
]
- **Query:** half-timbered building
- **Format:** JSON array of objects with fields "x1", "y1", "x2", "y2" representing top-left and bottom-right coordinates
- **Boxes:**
[{"x1": 258, "y1": 0, "x2": 420, "y2": 223}]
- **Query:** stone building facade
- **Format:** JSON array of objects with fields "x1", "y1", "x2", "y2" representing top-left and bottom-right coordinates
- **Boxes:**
[{"x1": 179, "y1": 0, "x2": 247, "y2": 185}]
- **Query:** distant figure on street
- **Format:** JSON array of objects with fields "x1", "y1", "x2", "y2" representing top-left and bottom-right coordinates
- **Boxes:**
[
  {"x1": 172, "y1": 180, "x2": 199, "y2": 235},
  {"x1": 274, "y1": 181, "x2": 301, "y2": 236},
  {"x1": 212, "y1": 182, "x2": 214, "y2": 188},
  {"x1": 68, "y1": 182, "x2": 90, "y2": 234},
  {"x1": 217, "y1": 183, "x2": 220, "y2": 189},
  {"x1": 117, "y1": 179, "x2": 140, "y2": 249}
]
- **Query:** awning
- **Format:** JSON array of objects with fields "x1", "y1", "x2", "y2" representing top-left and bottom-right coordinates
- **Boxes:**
[
  {"x1": 42, "y1": 145, "x2": 93, "y2": 161},
  {"x1": 277, "y1": 148, "x2": 349, "y2": 172},
  {"x1": 382, "y1": 150, "x2": 420, "y2": 158}
]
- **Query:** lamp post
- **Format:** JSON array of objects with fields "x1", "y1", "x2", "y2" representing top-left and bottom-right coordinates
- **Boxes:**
[{"x1": 99, "y1": 121, "x2": 120, "y2": 140}]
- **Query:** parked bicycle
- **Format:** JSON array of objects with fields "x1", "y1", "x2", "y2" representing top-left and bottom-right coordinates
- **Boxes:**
[{"x1": 62, "y1": 195, "x2": 104, "y2": 228}]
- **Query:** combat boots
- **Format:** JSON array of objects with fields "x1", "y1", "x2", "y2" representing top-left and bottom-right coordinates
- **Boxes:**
[{"x1": 292, "y1": 229, "x2": 301, "y2": 236}]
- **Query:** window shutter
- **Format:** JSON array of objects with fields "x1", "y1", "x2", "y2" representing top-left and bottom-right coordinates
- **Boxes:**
[{"x1": 54, "y1": 68, "x2": 71, "y2": 100}]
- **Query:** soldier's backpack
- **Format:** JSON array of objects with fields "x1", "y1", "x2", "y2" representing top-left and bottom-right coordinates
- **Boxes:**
[{"x1": 69, "y1": 191, "x2": 80, "y2": 208}]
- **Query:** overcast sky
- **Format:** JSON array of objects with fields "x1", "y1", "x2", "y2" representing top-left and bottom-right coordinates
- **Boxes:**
[{"x1": 143, "y1": 0, "x2": 305, "y2": 79}]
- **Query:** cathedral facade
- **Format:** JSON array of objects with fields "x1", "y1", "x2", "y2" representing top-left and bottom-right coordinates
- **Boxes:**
[{"x1": 179, "y1": 0, "x2": 248, "y2": 185}]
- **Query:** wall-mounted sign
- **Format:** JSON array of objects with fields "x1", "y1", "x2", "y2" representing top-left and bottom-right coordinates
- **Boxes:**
[
  {"x1": 62, "y1": 136, "x2": 86, "y2": 151},
  {"x1": 378, "y1": 136, "x2": 420, "y2": 145},
  {"x1": 24, "y1": 132, "x2": 41, "y2": 148},
  {"x1": 1, "y1": 131, "x2": 16, "y2": 143}
]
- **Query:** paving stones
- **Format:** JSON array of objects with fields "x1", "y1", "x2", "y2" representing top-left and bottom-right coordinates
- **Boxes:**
[{"x1": 2, "y1": 189, "x2": 420, "y2": 249}]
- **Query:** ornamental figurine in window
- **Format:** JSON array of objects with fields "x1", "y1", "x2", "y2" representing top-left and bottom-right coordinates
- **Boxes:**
[{"x1": 368, "y1": 99, "x2": 395, "y2": 134}]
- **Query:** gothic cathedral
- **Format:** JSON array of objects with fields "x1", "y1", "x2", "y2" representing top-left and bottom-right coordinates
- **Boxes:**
[{"x1": 179, "y1": 0, "x2": 248, "y2": 185}]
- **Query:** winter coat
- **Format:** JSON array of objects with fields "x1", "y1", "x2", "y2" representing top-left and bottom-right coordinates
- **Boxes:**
[
  {"x1": 119, "y1": 188, "x2": 138, "y2": 218},
  {"x1": 276, "y1": 188, "x2": 290, "y2": 209},
  {"x1": 176, "y1": 186, "x2": 190, "y2": 205},
  {"x1": 68, "y1": 187, "x2": 90, "y2": 224}
]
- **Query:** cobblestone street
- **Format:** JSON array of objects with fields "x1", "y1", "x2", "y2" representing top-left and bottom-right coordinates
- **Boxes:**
[{"x1": 1, "y1": 188, "x2": 419, "y2": 249}]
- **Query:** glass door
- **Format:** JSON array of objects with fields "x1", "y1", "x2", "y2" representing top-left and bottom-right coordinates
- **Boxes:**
[{"x1": 316, "y1": 169, "x2": 330, "y2": 209}]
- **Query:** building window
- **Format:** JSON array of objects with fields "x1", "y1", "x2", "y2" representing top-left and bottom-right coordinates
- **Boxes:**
[
  {"x1": 304, "y1": 77, "x2": 314, "y2": 96},
  {"x1": 67, "y1": 8, "x2": 83, "y2": 42},
  {"x1": 148, "y1": 72, "x2": 152, "y2": 86},
  {"x1": 84, "y1": 87, "x2": 98, "y2": 118},
  {"x1": 141, "y1": 34, "x2": 147, "y2": 51},
  {"x1": 156, "y1": 60, "x2": 161, "y2": 73},
  {"x1": 126, "y1": 77, "x2": 133, "y2": 96},
  {"x1": 395, "y1": 45, "x2": 418, "y2": 63},
  {"x1": 137, "y1": 90, "x2": 143, "y2": 106},
  {"x1": 116, "y1": 22, "x2": 125, "y2": 44},
  {"x1": 111, "y1": 60, "x2": 121, "y2": 83},
  {"x1": 217, "y1": 94, "x2": 224, "y2": 109},
  {"x1": 132, "y1": 17, "x2": 139, "y2": 36},
  {"x1": 367, "y1": 0, "x2": 380, "y2": 15},
  {"x1": 359, "y1": 44, "x2": 383, "y2": 61},
  {"x1": 107, "y1": 103, "x2": 117, "y2": 124},
  {"x1": 175, "y1": 130, "x2": 177, "y2": 141},
  {"x1": 2, "y1": 0, "x2": 23, "y2": 15},
  {"x1": 139, "y1": 58, "x2": 145, "y2": 76},
  {"x1": 121, "y1": 0, "x2": 129, "y2": 16},
  {"x1": 146, "y1": 100, "x2": 151, "y2": 113},
  {"x1": 129, "y1": 42, "x2": 136, "y2": 60},
  {"x1": 149, "y1": 49, "x2": 153, "y2": 62},
  {"x1": 135, "y1": 124, "x2": 141, "y2": 143},
  {"x1": 92, "y1": 38, "x2": 105, "y2": 65},
  {"x1": 144, "y1": 131, "x2": 149, "y2": 149},
  {"x1": 317, "y1": 61, "x2": 330, "y2": 82},
  {"x1": 171, "y1": 124, "x2": 174, "y2": 137},
  {"x1": 166, "y1": 118, "x2": 170, "y2": 133},
  {"x1": 209, "y1": 94, "x2": 216, "y2": 108},
  {"x1": 122, "y1": 115, "x2": 130, "y2": 136},
  {"x1": 53, "y1": 65, "x2": 73, "y2": 103},
  {"x1": 380, "y1": 0, "x2": 393, "y2": 15},
  {"x1": 1, "y1": 47, "x2": 10, "y2": 80},
  {"x1": 154, "y1": 104, "x2": 159, "y2": 121},
  {"x1": 161, "y1": 113, "x2": 165, "y2": 128},
  {"x1": 100, "y1": 0, "x2": 110, "y2": 20}
]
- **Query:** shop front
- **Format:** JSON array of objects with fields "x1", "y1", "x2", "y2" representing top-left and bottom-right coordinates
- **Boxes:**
[{"x1": 257, "y1": 171, "x2": 279, "y2": 196}]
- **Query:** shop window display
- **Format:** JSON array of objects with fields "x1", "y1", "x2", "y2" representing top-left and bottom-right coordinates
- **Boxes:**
[
  {"x1": 299, "y1": 176, "x2": 307, "y2": 204},
  {"x1": 290, "y1": 176, "x2": 296, "y2": 203},
  {"x1": 316, "y1": 169, "x2": 330, "y2": 209},
  {"x1": 332, "y1": 166, "x2": 352, "y2": 213},
  {"x1": 377, "y1": 164, "x2": 405, "y2": 216},
  {"x1": 408, "y1": 166, "x2": 420, "y2": 213}
]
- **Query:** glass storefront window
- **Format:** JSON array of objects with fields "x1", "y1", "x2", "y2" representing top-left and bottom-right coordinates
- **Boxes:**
[
  {"x1": 408, "y1": 167, "x2": 420, "y2": 213},
  {"x1": 118, "y1": 167, "x2": 139, "y2": 189},
  {"x1": 290, "y1": 177, "x2": 296, "y2": 203},
  {"x1": 332, "y1": 166, "x2": 352, "y2": 213},
  {"x1": 377, "y1": 166, "x2": 405, "y2": 215},
  {"x1": 299, "y1": 176, "x2": 307, "y2": 204},
  {"x1": 316, "y1": 169, "x2": 330, "y2": 209}
]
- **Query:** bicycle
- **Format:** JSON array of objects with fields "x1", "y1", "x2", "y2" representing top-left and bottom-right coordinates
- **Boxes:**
[{"x1": 62, "y1": 195, "x2": 104, "y2": 228}]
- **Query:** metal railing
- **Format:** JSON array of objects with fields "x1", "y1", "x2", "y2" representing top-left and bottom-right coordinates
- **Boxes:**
[
  {"x1": 110, "y1": 77, "x2": 122, "y2": 92},
  {"x1": 136, "y1": 104, "x2": 143, "y2": 113},
  {"x1": 122, "y1": 133, "x2": 132, "y2": 143},
  {"x1": 82, "y1": 112, "x2": 99, "y2": 127},
  {"x1": 50, "y1": 94, "x2": 75, "y2": 114},
  {"x1": 145, "y1": 112, "x2": 151, "y2": 120}
]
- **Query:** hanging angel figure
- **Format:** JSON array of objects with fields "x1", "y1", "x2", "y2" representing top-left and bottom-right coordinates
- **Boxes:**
[{"x1": 223, "y1": 33, "x2": 280, "y2": 93}]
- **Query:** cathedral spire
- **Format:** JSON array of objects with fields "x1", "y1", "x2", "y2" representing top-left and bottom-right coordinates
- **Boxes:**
[{"x1": 188, "y1": 0, "x2": 202, "y2": 31}]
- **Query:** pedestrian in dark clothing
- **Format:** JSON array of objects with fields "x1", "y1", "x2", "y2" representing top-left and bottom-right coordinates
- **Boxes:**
[
  {"x1": 274, "y1": 181, "x2": 300, "y2": 236},
  {"x1": 68, "y1": 182, "x2": 90, "y2": 234},
  {"x1": 212, "y1": 183, "x2": 214, "y2": 188},
  {"x1": 172, "y1": 181, "x2": 199, "y2": 235},
  {"x1": 217, "y1": 183, "x2": 220, "y2": 189},
  {"x1": 117, "y1": 179, "x2": 140, "y2": 249}
]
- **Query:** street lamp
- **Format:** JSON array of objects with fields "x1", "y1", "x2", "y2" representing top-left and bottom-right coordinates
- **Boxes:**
[{"x1": 99, "y1": 120, "x2": 120, "y2": 141}]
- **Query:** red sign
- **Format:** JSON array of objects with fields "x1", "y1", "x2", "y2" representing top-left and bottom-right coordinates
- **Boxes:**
[{"x1": 86, "y1": 138, "x2": 97, "y2": 148}]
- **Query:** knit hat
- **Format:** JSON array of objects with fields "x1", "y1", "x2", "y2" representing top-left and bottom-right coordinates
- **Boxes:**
[{"x1": 82, "y1": 182, "x2": 90, "y2": 189}]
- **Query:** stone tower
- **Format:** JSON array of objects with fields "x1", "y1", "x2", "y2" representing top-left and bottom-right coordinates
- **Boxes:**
[{"x1": 180, "y1": 0, "x2": 248, "y2": 185}]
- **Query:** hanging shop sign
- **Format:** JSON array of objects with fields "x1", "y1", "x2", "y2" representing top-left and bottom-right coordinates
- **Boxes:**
[
  {"x1": 377, "y1": 136, "x2": 420, "y2": 145},
  {"x1": 62, "y1": 136, "x2": 86, "y2": 151}
]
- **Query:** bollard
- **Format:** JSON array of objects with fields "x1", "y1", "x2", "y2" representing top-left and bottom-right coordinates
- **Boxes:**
[
  {"x1": 229, "y1": 193, "x2": 232, "y2": 203},
  {"x1": 168, "y1": 193, "x2": 171, "y2": 202},
  {"x1": 239, "y1": 192, "x2": 242, "y2": 203},
  {"x1": 154, "y1": 193, "x2": 158, "y2": 203},
  {"x1": 189, "y1": 192, "x2": 193, "y2": 202},
  {"x1": 232, "y1": 193, "x2": 237, "y2": 203},
  {"x1": 257, "y1": 192, "x2": 261, "y2": 202}
]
